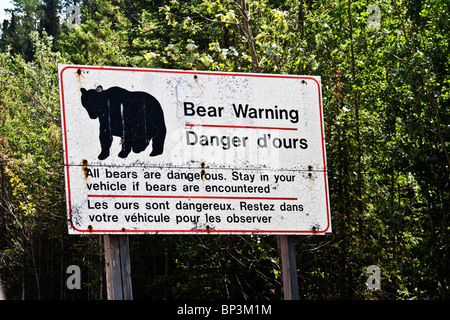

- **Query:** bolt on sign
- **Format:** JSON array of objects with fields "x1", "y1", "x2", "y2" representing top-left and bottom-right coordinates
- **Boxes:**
[{"x1": 58, "y1": 64, "x2": 331, "y2": 235}]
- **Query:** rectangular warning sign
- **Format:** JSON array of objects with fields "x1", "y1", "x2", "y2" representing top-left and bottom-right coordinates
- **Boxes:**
[{"x1": 58, "y1": 65, "x2": 331, "y2": 234}]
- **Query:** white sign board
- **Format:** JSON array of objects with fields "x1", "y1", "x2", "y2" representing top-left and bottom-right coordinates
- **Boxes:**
[{"x1": 58, "y1": 65, "x2": 331, "y2": 235}]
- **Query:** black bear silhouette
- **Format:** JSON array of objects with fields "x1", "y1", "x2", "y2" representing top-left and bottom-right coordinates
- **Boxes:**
[{"x1": 80, "y1": 86, "x2": 166, "y2": 160}]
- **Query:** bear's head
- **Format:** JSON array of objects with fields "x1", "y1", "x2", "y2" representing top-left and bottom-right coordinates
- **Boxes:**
[{"x1": 80, "y1": 86, "x2": 105, "y2": 119}]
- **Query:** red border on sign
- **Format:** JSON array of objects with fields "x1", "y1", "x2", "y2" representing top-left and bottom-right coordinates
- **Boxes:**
[
  {"x1": 59, "y1": 65, "x2": 331, "y2": 235},
  {"x1": 185, "y1": 123, "x2": 298, "y2": 131}
]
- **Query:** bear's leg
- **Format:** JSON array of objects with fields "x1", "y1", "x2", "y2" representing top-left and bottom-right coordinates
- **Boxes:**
[
  {"x1": 118, "y1": 139, "x2": 132, "y2": 158},
  {"x1": 98, "y1": 148, "x2": 110, "y2": 160},
  {"x1": 149, "y1": 126, "x2": 166, "y2": 156},
  {"x1": 132, "y1": 136, "x2": 148, "y2": 153},
  {"x1": 131, "y1": 121, "x2": 148, "y2": 154},
  {"x1": 98, "y1": 126, "x2": 113, "y2": 160}
]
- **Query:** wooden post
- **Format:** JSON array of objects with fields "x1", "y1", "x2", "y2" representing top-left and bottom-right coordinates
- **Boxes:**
[
  {"x1": 104, "y1": 235, "x2": 133, "y2": 300},
  {"x1": 279, "y1": 235, "x2": 299, "y2": 300}
]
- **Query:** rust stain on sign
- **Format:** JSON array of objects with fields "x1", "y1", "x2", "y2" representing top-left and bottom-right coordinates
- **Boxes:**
[
  {"x1": 75, "y1": 68, "x2": 84, "y2": 84},
  {"x1": 81, "y1": 159, "x2": 89, "y2": 181},
  {"x1": 200, "y1": 162, "x2": 206, "y2": 181},
  {"x1": 308, "y1": 165, "x2": 313, "y2": 179}
]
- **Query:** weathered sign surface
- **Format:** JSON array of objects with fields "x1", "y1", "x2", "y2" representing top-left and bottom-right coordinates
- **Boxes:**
[{"x1": 58, "y1": 64, "x2": 331, "y2": 234}]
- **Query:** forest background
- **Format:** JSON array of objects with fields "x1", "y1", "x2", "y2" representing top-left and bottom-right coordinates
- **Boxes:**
[{"x1": 0, "y1": 0, "x2": 448, "y2": 300}]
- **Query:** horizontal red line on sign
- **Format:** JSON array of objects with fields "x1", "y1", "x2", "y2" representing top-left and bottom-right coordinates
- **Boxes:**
[
  {"x1": 185, "y1": 123, "x2": 298, "y2": 131},
  {"x1": 87, "y1": 194, "x2": 297, "y2": 201}
]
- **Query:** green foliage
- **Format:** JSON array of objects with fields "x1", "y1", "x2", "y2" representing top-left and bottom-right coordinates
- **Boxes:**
[{"x1": 0, "y1": 0, "x2": 449, "y2": 300}]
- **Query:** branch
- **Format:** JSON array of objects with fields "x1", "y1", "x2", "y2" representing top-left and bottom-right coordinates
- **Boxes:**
[
  {"x1": 193, "y1": 10, "x2": 239, "y2": 26},
  {"x1": 235, "y1": 0, "x2": 260, "y2": 73}
]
